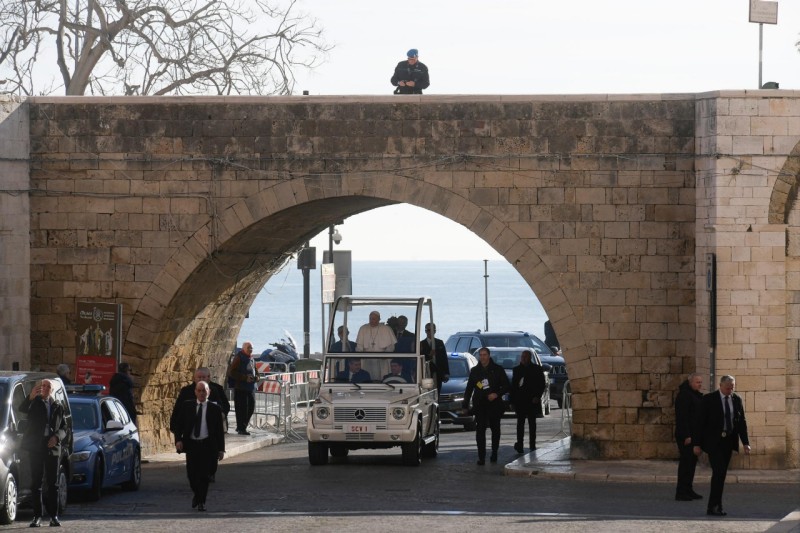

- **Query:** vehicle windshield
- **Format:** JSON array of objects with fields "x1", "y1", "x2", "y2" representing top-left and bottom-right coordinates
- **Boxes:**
[
  {"x1": 528, "y1": 334, "x2": 555, "y2": 356},
  {"x1": 0, "y1": 383, "x2": 7, "y2": 427},
  {"x1": 326, "y1": 297, "x2": 432, "y2": 355},
  {"x1": 491, "y1": 351, "x2": 520, "y2": 371},
  {"x1": 71, "y1": 402, "x2": 98, "y2": 431},
  {"x1": 323, "y1": 356, "x2": 420, "y2": 385},
  {"x1": 447, "y1": 358, "x2": 471, "y2": 378},
  {"x1": 482, "y1": 335, "x2": 535, "y2": 348}
]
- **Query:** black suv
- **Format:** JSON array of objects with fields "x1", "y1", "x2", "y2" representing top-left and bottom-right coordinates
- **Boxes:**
[
  {"x1": 0, "y1": 372, "x2": 73, "y2": 524},
  {"x1": 445, "y1": 330, "x2": 569, "y2": 407}
]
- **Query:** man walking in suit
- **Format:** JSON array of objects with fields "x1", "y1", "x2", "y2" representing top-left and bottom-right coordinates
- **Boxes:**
[
  {"x1": 511, "y1": 349, "x2": 547, "y2": 453},
  {"x1": 420, "y1": 323, "x2": 449, "y2": 393},
  {"x1": 175, "y1": 381, "x2": 226, "y2": 511},
  {"x1": 693, "y1": 375, "x2": 751, "y2": 516},
  {"x1": 20, "y1": 379, "x2": 68, "y2": 527},
  {"x1": 674, "y1": 372, "x2": 704, "y2": 501}
]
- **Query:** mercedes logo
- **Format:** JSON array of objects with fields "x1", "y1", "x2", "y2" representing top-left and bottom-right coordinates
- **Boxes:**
[{"x1": 354, "y1": 409, "x2": 366, "y2": 420}]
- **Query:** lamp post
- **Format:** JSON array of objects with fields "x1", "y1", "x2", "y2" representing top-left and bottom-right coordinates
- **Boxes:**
[
  {"x1": 298, "y1": 243, "x2": 316, "y2": 358},
  {"x1": 483, "y1": 260, "x2": 489, "y2": 331}
]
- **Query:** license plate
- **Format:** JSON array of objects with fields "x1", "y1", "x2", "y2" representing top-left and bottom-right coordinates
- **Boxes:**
[{"x1": 347, "y1": 424, "x2": 374, "y2": 433}]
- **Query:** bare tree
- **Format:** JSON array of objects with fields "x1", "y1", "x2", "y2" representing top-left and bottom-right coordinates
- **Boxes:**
[{"x1": 0, "y1": 0, "x2": 329, "y2": 96}]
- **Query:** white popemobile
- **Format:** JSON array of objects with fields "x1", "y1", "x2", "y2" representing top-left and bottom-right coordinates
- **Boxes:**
[{"x1": 307, "y1": 296, "x2": 440, "y2": 466}]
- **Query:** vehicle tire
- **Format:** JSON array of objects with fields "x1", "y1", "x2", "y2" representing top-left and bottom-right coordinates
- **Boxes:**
[
  {"x1": 55, "y1": 463, "x2": 68, "y2": 516},
  {"x1": 401, "y1": 423, "x2": 422, "y2": 466},
  {"x1": 308, "y1": 442, "x2": 329, "y2": 465},
  {"x1": 463, "y1": 418, "x2": 476, "y2": 432},
  {"x1": 0, "y1": 472, "x2": 18, "y2": 525},
  {"x1": 121, "y1": 449, "x2": 141, "y2": 491},
  {"x1": 422, "y1": 420, "x2": 439, "y2": 458},
  {"x1": 86, "y1": 457, "x2": 103, "y2": 502},
  {"x1": 329, "y1": 444, "x2": 349, "y2": 458}
]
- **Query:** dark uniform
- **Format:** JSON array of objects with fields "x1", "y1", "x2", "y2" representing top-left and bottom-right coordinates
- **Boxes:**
[
  {"x1": 391, "y1": 59, "x2": 430, "y2": 94},
  {"x1": 674, "y1": 378, "x2": 703, "y2": 500},
  {"x1": 462, "y1": 358, "x2": 510, "y2": 463},
  {"x1": 511, "y1": 360, "x2": 547, "y2": 452}
]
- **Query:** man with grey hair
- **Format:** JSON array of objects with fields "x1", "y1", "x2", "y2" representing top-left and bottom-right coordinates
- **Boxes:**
[
  {"x1": 56, "y1": 363, "x2": 72, "y2": 385},
  {"x1": 674, "y1": 372, "x2": 703, "y2": 501},
  {"x1": 693, "y1": 375, "x2": 751, "y2": 516}
]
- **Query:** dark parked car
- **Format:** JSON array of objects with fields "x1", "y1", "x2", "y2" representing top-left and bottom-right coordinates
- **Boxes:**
[
  {"x1": 472, "y1": 347, "x2": 551, "y2": 416},
  {"x1": 446, "y1": 330, "x2": 569, "y2": 409},
  {"x1": 0, "y1": 372, "x2": 73, "y2": 525},
  {"x1": 437, "y1": 352, "x2": 478, "y2": 431},
  {"x1": 67, "y1": 385, "x2": 141, "y2": 501}
]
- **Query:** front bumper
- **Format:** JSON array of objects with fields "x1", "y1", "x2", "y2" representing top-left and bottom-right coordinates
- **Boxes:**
[{"x1": 307, "y1": 423, "x2": 417, "y2": 444}]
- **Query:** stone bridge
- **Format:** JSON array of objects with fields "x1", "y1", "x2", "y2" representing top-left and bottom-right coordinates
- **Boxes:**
[{"x1": 0, "y1": 92, "x2": 798, "y2": 467}]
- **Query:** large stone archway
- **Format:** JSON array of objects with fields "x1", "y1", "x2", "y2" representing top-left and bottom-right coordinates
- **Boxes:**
[{"x1": 3, "y1": 92, "x2": 797, "y2": 463}]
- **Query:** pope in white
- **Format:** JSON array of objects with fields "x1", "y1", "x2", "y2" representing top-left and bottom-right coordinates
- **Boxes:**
[{"x1": 355, "y1": 311, "x2": 397, "y2": 352}]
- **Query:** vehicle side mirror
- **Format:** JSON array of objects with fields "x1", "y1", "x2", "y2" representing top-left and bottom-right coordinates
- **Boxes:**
[
  {"x1": 106, "y1": 420, "x2": 124, "y2": 431},
  {"x1": 421, "y1": 378, "x2": 435, "y2": 390}
]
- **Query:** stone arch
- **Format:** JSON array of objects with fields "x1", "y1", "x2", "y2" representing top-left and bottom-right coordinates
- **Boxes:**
[
  {"x1": 768, "y1": 138, "x2": 800, "y2": 468},
  {"x1": 131, "y1": 174, "x2": 588, "y2": 453}
]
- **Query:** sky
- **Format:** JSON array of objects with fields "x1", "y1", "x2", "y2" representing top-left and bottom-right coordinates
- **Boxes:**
[{"x1": 297, "y1": 0, "x2": 800, "y2": 260}]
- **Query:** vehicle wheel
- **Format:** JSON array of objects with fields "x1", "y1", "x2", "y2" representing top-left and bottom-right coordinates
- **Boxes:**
[
  {"x1": 121, "y1": 449, "x2": 141, "y2": 491},
  {"x1": 86, "y1": 457, "x2": 103, "y2": 502},
  {"x1": 401, "y1": 423, "x2": 422, "y2": 466},
  {"x1": 329, "y1": 445, "x2": 349, "y2": 458},
  {"x1": 463, "y1": 418, "x2": 476, "y2": 432},
  {"x1": 308, "y1": 442, "x2": 329, "y2": 465},
  {"x1": 0, "y1": 472, "x2": 18, "y2": 525},
  {"x1": 56, "y1": 463, "x2": 68, "y2": 516},
  {"x1": 422, "y1": 420, "x2": 439, "y2": 458}
]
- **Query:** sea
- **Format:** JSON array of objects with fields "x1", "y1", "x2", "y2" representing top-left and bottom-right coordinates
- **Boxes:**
[{"x1": 237, "y1": 260, "x2": 549, "y2": 356}]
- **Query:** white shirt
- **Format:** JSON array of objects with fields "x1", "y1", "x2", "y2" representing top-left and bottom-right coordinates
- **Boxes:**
[
  {"x1": 355, "y1": 323, "x2": 396, "y2": 352},
  {"x1": 192, "y1": 401, "x2": 209, "y2": 440}
]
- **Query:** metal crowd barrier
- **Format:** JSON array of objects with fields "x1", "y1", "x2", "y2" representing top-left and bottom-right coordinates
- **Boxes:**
[
  {"x1": 560, "y1": 380, "x2": 572, "y2": 436},
  {"x1": 246, "y1": 370, "x2": 321, "y2": 440}
]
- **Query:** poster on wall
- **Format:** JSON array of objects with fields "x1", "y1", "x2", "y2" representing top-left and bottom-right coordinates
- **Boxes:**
[{"x1": 75, "y1": 302, "x2": 122, "y2": 392}]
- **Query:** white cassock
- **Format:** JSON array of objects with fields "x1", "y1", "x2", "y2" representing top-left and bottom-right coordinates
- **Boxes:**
[{"x1": 355, "y1": 324, "x2": 397, "y2": 352}]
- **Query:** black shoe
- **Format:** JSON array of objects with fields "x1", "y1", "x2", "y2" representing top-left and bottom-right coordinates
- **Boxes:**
[
  {"x1": 192, "y1": 496, "x2": 198, "y2": 509},
  {"x1": 48, "y1": 517, "x2": 61, "y2": 527},
  {"x1": 690, "y1": 491, "x2": 703, "y2": 500},
  {"x1": 477, "y1": 458, "x2": 485, "y2": 465},
  {"x1": 30, "y1": 517, "x2": 42, "y2": 527},
  {"x1": 675, "y1": 494, "x2": 694, "y2": 501},
  {"x1": 490, "y1": 452, "x2": 498, "y2": 463},
  {"x1": 197, "y1": 503, "x2": 206, "y2": 512},
  {"x1": 707, "y1": 506, "x2": 727, "y2": 516},
  {"x1": 237, "y1": 430, "x2": 251, "y2": 436},
  {"x1": 513, "y1": 442, "x2": 524, "y2": 454}
]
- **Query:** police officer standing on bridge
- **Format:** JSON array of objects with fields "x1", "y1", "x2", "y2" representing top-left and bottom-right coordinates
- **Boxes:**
[{"x1": 391, "y1": 48, "x2": 430, "y2": 94}]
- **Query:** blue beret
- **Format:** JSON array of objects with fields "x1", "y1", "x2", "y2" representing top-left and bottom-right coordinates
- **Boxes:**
[{"x1": 407, "y1": 49, "x2": 419, "y2": 58}]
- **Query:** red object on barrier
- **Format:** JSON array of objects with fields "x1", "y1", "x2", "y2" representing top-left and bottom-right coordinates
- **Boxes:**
[
  {"x1": 259, "y1": 380, "x2": 282, "y2": 394},
  {"x1": 295, "y1": 373, "x2": 305, "y2": 384},
  {"x1": 255, "y1": 361, "x2": 271, "y2": 374},
  {"x1": 308, "y1": 370, "x2": 319, "y2": 379}
]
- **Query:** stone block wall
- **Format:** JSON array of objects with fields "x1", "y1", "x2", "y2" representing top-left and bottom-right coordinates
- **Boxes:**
[{"x1": 0, "y1": 96, "x2": 30, "y2": 371}]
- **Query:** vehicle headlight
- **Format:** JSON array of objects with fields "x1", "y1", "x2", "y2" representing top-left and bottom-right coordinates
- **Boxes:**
[
  {"x1": 316, "y1": 407, "x2": 329, "y2": 420},
  {"x1": 70, "y1": 451, "x2": 91, "y2": 462},
  {"x1": 392, "y1": 407, "x2": 406, "y2": 420}
]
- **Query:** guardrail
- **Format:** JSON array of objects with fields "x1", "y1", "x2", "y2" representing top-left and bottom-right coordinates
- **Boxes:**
[
  {"x1": 236, "y1": 370, "x2": 320, "y2": 440},
  {"x1": 559, "y1": 379, "x2": 572, "y2": 436}
]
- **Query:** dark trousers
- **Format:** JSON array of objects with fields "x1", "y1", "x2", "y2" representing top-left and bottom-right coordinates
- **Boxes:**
[
  {"x1": 516, "y1": 410, "x2": 537, "y2": 449},
  {"x1": 185, "y1": 438, "x2": 218, "y2": 505},
  {"x1": 707, "y1": 439, "x2": 734, "y2": 510},
  {"x1": 28, "y1": 444, "x2": 59, "y2": 518},
  {"x1": 675, "y1": 440, "x2": 698, "y2": 495},
  {"x1": 233, "y1": 389, "x2": 255, "y2": 432},
  {"x1": 474, "y1": 409, "x2": 502, "y2": 459}
]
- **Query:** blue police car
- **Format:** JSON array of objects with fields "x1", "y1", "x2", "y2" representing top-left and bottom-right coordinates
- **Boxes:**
[{"x1": 66, "y1": 386, "x2": 141, "y2": 501}]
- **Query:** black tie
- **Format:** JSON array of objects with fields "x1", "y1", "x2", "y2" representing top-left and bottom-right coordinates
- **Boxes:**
[
  {"x1": 193, "y1": 403, "x2": 203, "y2": 438},
  {"x1": 724, "y1": 396, "x2": 732, "y2": 433}
]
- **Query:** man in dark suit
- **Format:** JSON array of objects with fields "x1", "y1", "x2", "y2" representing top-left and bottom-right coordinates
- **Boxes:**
[
  {"x1": 175, "y1": 381, "x2": 226, "y2": 511},
  {"x1": 511, "y1": 349, "x2": 547, "y2": 453},
  {"x1": 674, "y1": 372, "x2": 704, "y2": 501},
  {"x1": 693, "y1": 375, "x2": 751, "y2": 516},
  {"x1": 170, "y1": 367, "x2": 230, "y2": 481},
  {"x1": 20, "y1": 379, "x2": 68, "y2": 527},
  {"x1": 463, "y1": 347, "x2": 510, "y2": 464},
  {"x1": 420, "y1": 323, "x2": 449, "y2": 393},
  {"x1": 336, "y1": 358, "x2": 372, "y2": 383}
]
